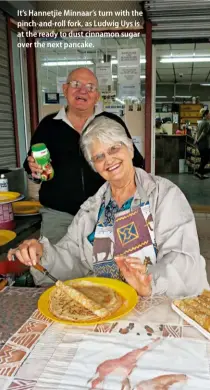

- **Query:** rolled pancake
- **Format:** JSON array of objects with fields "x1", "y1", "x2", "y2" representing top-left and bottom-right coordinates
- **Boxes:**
[
  {"x1": 202, "y1": 290, "x2": 210, "y2": 298},
  {"x1": 49, "y1": 280, "x2": 123, "y2": 322},
  {"x1": 49, "y1": 288, "x2": 97, "y2": 321},
  {"x1": 69, "y1": 280, "x2": 122, "y2": 311},
  {"x1": 55, "y1": 281, "x2": 109, "y2": 318},
  {"x1": 184, "y1": 297, "x2": 210, "y2": 316},
  {"x1": 174, "y1": 299, "x2": 210, "y2": 332}
]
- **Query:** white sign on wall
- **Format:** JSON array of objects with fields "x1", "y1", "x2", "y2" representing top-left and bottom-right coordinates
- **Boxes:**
[
  {"x1": 96, "y1": 63, "x2": 112, "y2": 86},
  {"x1": 118, "y1": 48, "x2": 140, "y2": 67},
  {"x1": 118, "y1": 67, "x2": 140, "y2": 84},
  {"x1": 117, "y1": 48, "x2": 141, "y2": 100},
  {"x1": 56, "y1": 77, "x2": 67, "y2": 94},
  {"x1": 118, "y1": 84, "x2": 141, "y2": 98}
]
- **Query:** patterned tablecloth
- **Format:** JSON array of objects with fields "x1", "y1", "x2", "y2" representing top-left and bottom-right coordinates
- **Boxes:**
[
  {"x1": 0, "y1": 288, "x2": 210, "y2": 389},
  {"x1": 0, "y1": 287, "x2": 46, "y2": 349}
]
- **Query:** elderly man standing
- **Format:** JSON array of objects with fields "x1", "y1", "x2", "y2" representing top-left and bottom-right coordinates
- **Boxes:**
[{"x1": 24, "y1": 67, "x2": 144, "y2": 244}]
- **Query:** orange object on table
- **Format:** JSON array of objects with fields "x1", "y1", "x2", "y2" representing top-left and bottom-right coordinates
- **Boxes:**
[{"x1": 0, "y1": 279, "x2": 7, "y2": 291}]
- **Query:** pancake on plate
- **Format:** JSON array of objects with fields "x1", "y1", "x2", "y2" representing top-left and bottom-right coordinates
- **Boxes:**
[{"x1": 49, "y1": 280, "x2": 123, "y2": 322}]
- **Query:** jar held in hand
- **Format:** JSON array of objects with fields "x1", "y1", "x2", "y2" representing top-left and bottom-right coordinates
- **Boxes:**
[{"x1": 31, "y1": 143, "x2": 54, "y2": 181}]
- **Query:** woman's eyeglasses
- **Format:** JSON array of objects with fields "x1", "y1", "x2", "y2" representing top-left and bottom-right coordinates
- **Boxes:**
[
  {"x1": 91, "y1": 143, "x2": 123, "y2": 163},
  {"x1": 67, "y1": 80, "x2": 98, "y2": 93}
]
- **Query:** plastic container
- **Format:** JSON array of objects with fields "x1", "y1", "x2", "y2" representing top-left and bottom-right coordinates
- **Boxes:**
[
  {"x1": 31, "y1": 143, "x2": 54, "y2": 181},
  {"x1": 0, "y1": 202, "x2": 16, "y2": 230},
  {"x1": 0, "y1": 174, "x2": 8, "y2": 192}
]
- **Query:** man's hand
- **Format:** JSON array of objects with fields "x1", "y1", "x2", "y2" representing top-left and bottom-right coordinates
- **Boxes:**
[
  {"x1": 8, "y1": 239, "x2": 43, "y2": 267},
  {"x1": 115, "y1": 256, "x2": 152, "y2": 297},
  {"x1": 28, "y1": 155, "x2": 43, "y2": 179}
]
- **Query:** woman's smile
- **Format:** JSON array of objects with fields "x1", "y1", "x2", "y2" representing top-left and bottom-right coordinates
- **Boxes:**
[{"x1": 106, "y1": 162, "x2": 122, "y2": 172}]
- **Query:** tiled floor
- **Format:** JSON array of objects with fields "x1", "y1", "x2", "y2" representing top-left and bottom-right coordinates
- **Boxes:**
[
  {"x1": 195, "y1": 215, "x2": 210, "y2": 283},
  {"x1": 162, "y1": 173, "x2": 210, "y2": 206}
]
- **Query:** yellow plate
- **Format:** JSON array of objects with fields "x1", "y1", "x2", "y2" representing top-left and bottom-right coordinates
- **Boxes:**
[
  {"x1": 38, "y1": 277, "x2": 138, "y2": 326},
  {"x1": 0, "y1": 230, "x2": 16, "y2": 246},
  {"x1": 0, "y1": 192, "x2": 20, "y2": 203},
  {"x1": 12, "y1": 201, "x2": 41, "y2": 215}
]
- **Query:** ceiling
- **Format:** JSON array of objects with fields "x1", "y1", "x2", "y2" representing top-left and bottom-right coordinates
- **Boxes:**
[
  {"x1": 37, "y1": 39, "x2": 210, "y2": 92},
  {"x1": 144, "y1": 0, "x2": 210, "y2": 40},
  {"x1": 34, "y1": 0, "x2": 210, "y2": 95},
  {"x1": 37, "y1": 36, "x2": 146, "y2": 92},
  {"x1": 156, "y1": 43, "x2": 210, "y2": 83}
]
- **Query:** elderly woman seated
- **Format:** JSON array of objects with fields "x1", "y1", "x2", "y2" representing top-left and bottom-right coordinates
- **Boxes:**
[{"x1": 8, "y1": 116, "x2": 209, "y2": 298}]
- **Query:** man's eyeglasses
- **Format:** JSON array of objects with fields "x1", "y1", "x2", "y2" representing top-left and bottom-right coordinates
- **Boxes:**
[
  {"x1": 91, "y1": 143, "x2": 123, "y2": 164},
  {"x1": 67, "y1": 80, "x2": 98, "y2": 93}
]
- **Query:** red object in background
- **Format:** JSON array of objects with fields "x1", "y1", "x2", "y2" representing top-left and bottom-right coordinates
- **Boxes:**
[
  {"x1": 176, "y1": 130, "x2": 186, "y2": 135},
  {"x1": 0, "y1": 203, "x2": 16, "y2": 230},
  {"x1": 0, "y1": 258, "x2": 27, "y2": 275}
]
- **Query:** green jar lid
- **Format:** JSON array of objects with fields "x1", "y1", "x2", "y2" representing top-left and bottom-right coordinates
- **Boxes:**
[{"x1": 32, "y1": 143, "x2": 47, "y2": 152}]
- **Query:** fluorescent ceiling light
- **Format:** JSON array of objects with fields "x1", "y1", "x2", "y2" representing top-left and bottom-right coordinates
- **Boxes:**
[
  {"x1": 112, "y1": 75, "x2": 146, "y2": 79},
  {"x1": 42, "y1": 60, "x2": 93, "y2": 66},
  {"x1": 43, "y1": 59, "x2": 146, "y2": 67},
  {"x1": 200, "y1": 83, "x2": 210, "y2": 86},
  {"x1": 160, "y1": 57, "x2": 210, "y2": 63},
  {"x1": 172, "y1": 95, "x2": 192, "y2": 98},
  {"x1": 156, "y1": 96, "x2": 167, "y2": 98},
  {"x1": 111, "y1": 58, "x2": 146, "y2": 65}
]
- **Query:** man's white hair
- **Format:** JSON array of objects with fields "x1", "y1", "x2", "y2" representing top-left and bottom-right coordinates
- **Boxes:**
[{"x1": 80, "y1": 116, "x2": 133, "y2": 167}]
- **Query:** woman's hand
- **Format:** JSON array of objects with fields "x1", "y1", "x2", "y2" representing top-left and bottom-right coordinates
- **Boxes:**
[
  {"x1": 115, "y1": 256, "x2": 152, "y2": 297},
  {"x1": 8, "y1": 239, "x2": 43, "y2": 267},
  {"x1": 28, "y1": 155, "x2": 43, "y2": 179}
]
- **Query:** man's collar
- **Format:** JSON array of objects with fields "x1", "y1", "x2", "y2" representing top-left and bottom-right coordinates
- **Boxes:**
[
  {"x1": 53, "y1": 105, "x2": 103, "y2": 130},
  {"x1": 53, "y1": 106, "x2": 66, "y2": 120},
  {"x1": 53, "y1": 107, "x2": 75, "y2": 128}
]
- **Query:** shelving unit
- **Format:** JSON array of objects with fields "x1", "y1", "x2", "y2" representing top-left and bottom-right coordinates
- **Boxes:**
[
  {"x1": 180, "y1": 104, "x2": 203, "y2": 127},
  {"x1": 185, "y1": 134, "x2": 210, "y2": 172},
  {"x1": 185, "y1": 134, "x2": 199, "y2": 173}
]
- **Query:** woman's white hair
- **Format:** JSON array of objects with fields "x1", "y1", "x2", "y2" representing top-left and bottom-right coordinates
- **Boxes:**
[{"x1": 80, "y1": 116, "x2": 133, "y2": 167}]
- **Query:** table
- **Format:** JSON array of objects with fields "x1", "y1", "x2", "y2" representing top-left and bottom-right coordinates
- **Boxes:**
[
  {"x1": 0, "y1": 215, "x2": 41, "y2": 256},
  {"x1": 0, "y1": 287, "x2": 210, "y2": 389},
  {"x1": 0, "y1": 287, "x2": 46, "y2": 347}
]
